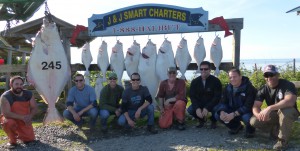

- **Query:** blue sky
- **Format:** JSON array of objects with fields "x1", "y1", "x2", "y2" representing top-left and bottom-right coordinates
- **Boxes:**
[{"x1": 0, "y1": 0, "x2": 299, "y2": 64}]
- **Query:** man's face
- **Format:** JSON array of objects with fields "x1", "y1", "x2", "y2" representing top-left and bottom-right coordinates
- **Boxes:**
[
  {"x1": 130, "y1": 74, "x2": 141, "y2": 88},
  {"x1": 167, "y1": 70, "x2": 177, "y2": 81},
  {"x1": 229, "y1": 71, "x2": 242, "y2": 87},
  {"x1": 108, "y1": 76, "x2": 117, "y2": 88},
  {"x1": 200, "y1": 64, "x2": 210, "y2": 79},
  {"x1": 264, "y1": 72, "x2": 279, "y2": 88},
  {"x1": 74, "y1": 76, "x2": 85, "y2": 89},
  {"x1": 11, "y1": 79, "x2": 24, "y2": 94}
]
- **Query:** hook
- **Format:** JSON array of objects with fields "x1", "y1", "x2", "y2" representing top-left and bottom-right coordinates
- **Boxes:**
[{"x1": 215, "y1": 32, "x2": 219, "y2": 37}]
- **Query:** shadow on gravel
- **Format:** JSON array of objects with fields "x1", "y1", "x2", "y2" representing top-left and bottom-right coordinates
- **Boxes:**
[{"x1": 0, "y1": 140, "x2": 61, "y2": 151}]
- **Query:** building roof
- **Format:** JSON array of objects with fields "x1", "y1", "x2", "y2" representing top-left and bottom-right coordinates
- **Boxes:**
[
  {"x1": 0, "y1": 0, "x2": 45, "y2": 22},
  {"x1": 0, "y1": 15, "x2": 94, "y2": 58},
  {"x1": 286, "y1": 6, "x2": 300, "y2": 15}
]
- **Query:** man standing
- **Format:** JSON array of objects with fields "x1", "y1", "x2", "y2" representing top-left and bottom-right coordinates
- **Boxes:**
[
  {"x1": 157, "y1": 67, "x2": 187, "y2": 130},
  {"x1": 63, "y1": 73, "x2": 98, "y2": 131},
  {"x1": 118, "y1": 72, "x2": 157, "y2": 134},
  {"x1": 250, "y1": 65, "x2": 299, "y2": 150},
  {"x1": 214, "y1": 68, "x2": 256, "y2": 137},
  {"x1": 187, "y1": 61, "x2": 222, "y2": 129},
  {"x1": 99, "y1": 72, "x2": 124, "y2": 132},
  {"x1": 0, "y1": 76, "x2": 37, "y2": 148}
]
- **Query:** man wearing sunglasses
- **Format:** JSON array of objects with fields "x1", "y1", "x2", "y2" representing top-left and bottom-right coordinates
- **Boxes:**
[
  {"x1": 118, "y1": 72, "x2": 157, "y2": 134},
  {"x1": 187, "y1": 61, "x2": 222, "y2": 129},
  {"x1": 63, "y1": 74, "x2": 98, "y2": 132},
  {"x1": 99, "y1": 72, "x2": 124, "y2": 132},
  {"x1": 250, "y1": 65, "x2": 299, "y2": 150},
  {"x1": 157, "y1": 67, "x2": 187, "y2": 130}
]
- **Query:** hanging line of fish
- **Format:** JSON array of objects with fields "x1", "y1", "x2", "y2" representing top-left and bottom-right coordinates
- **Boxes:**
[{"x1": 27, "y1": 17, "x2": 71, "y2": 125}]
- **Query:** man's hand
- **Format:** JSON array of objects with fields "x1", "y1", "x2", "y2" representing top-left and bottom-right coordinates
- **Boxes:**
[
  {"x1": 196, "y1": 108, "x2": 203, "y2": 118},
  {"x1": 135, "y1": 108, "x2": 142, "y2": 119},
  {"x1": 72, "y1": 112, "x2": 81, "y2": 122},
  {"x1": 22, "y1": 115, "x2": 32, "y2": 125},
  {"x1": 202, "y1": 108, "x2": 208, "y2": 117},
  {"x1": 164, "y1": 99, "x2": 171, "y2": 107},
  {"x1": 258, "y1": 107, "x2": 271, "y2": 121},
  {"x1": 127, "y1": 119, "x2": 135, "y2": 128},
  {"x1": 115, "y1": 108, "x2": 121, "y2": 117}
]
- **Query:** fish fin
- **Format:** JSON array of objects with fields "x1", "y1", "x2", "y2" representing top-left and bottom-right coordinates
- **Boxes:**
[
  {"x1": 214, "y1": 68, "x2": 220, "y2": 76},
  {"x1": 43, "y1": 107, "x2": 64, "y2": 125}
]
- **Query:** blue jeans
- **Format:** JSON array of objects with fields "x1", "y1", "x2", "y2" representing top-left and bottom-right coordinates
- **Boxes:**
[
  {"x1": 63, "y1": 106, "x2": 98, "y2": 128},
  {"x1": 214, "y1": 105, "x2": 255, "y2": 133},
  {"x1": 99, "y1": 109, "x2": 115, "y2": 128},
  {"x1": 187, "y1": 105, "x2": 216, "y2": 122},
  {"x1": 118, "y1": 104, "x2": 155, "y2": 127}
]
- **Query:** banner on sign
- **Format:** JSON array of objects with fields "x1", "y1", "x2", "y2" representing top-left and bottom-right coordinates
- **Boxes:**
[{"x1": 88, "y1": 4, "x2": 208, "y2": 37}]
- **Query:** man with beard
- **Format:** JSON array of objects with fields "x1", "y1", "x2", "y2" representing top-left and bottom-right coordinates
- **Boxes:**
[{"x1": 0, "y1": 76, "x2": 38, "y2": 148}]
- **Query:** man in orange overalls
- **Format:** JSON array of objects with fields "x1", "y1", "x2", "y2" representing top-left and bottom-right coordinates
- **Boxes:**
[{"x1": 0, "y1": 76, "x2": 37, "y2": 148}]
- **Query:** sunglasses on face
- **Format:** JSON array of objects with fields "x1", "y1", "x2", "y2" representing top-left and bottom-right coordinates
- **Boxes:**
[
  {"x1": 131, "y1": 78, "x2": 140, "y2": 81},
  {"x1": 168, "y1": 71, "x2": 177, "y2": 74},
  {"x1": 200, "y1": 68, "x2": 209, "y2": 71},
  {"x1": 109, "y1": 77, "x2": 117, "y2": 80},
  {"x1": 74, "y1": 79, "x2": 83, "y2": 82},
  {"x1": 264, "y1": 73, "x2": 275, "y2": 78}
]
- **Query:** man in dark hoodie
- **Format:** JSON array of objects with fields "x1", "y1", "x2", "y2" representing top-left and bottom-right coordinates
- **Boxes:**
[
  {"x1": 214, "y1": 68, "x2": 256, "y2": 138},
  {"x1": 187, "y1": 61, "x2": 222, "y2": 129}
]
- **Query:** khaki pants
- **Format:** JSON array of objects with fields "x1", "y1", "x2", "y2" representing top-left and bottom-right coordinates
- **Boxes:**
[{"x1": 250, "y1": 108, "x2": 299, "y2": 141}]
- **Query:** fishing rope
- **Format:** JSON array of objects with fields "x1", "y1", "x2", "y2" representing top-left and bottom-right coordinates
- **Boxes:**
[{"x1": 44, "y1": 2, "x2": 53, "y2": 23}]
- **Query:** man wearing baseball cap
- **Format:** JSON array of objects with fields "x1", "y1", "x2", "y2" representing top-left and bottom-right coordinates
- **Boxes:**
[{"x1": 250, "y1": 65, "x2": 299, "y2": 150}]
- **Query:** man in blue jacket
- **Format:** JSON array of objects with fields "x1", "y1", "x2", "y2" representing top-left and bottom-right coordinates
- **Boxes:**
[{"x1": 214, "y1": 68, "x2": 256, "y2": 138}]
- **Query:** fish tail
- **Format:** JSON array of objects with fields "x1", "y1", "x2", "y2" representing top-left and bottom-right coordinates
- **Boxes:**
[
  {"x1": 43, "y1": 107, "x2": 64, "y2": 125},
  {"x1": 214, "y1": 68, "x2": 220, "y2": 76}
]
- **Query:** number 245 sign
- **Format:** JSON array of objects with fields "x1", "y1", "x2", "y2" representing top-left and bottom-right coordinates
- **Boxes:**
[{"x1": 41, "y1": 61, "x2": 62, "y2": 70}]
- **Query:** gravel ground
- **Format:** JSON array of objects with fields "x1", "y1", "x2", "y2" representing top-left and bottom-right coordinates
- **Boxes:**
[{"x1": 0, "y1": 121, "x2": 299, "y2": 151}]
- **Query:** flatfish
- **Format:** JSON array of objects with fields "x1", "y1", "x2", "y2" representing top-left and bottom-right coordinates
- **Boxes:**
[
  {"x1": 194, "y1": 36, "x2": 206, "y2": 73},
  {"x1": 27, "y1": 18, "x2": 71, "y2": 124},
  {"x1": 124, "y1": 40, "x2": 141, "y2": 77},
  {"x1": 97, "y1": 40, "x2": 109, "y2": 81},
  {"x1": 81, "y1": 42, "x2": 93, "y2": 85},
  {"x1": 210, "y1": 36, "x2": 223, "y2": 76},
  {"x1": 175, "y1": 37, "x2": 192, "y2": 80},
  {"x1": 110, "y1": 40, "x2": 124, "y2": 85}
]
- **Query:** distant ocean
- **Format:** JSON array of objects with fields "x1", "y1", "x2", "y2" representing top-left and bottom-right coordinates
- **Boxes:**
[{"x1": 120, "y1": 58, "x2": 300, "y2": 81}]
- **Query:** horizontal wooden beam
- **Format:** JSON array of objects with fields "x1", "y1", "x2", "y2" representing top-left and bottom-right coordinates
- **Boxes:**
[{"x1": 0, "y1": 62, "x2": 233, "y2": 73}]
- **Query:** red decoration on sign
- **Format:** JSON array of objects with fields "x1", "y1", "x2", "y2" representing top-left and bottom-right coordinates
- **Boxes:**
[
  {"x1": 209, "y1": 16, "x2": 233, "y2": 37},
  {"x1": 70, "y1": 25, "x2": 88, "y2": 45},
  {"x1": 0, "y1": 59, "x2": 4, "y2": 65}
]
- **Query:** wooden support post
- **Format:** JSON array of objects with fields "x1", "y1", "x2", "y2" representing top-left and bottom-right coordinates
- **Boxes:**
[
  {"x1": 61, "y1": 32, "x2": 72, "y2": 99},
  {"x1": 5, "y1": 49, "x2": 12, "y2": 90},
  {"x1": 232, "y1": 28, "x2": 241, "y2": 68}
]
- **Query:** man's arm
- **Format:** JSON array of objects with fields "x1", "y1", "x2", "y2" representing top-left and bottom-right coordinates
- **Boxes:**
[
  {"x1": 29, "y1": 95, "x2": 38, "y2": 119},
  {"x1": 264, "y1": 93, "x2": 296, "y2": 112},
  {"x1": 0, "y1": 96, "x2": 23, "y2": 120},
  {"x1": 252, "y1": 100, "x2": 262, "y2": 118}
]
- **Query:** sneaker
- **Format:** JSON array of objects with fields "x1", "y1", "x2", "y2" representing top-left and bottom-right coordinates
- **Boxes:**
[
  {"x1": 270, "y1": 125, "x2": 279, "y2": 140},
  {"x1": 210, "y1": 121, "x2": 217, "y2": 129},
  {"x1": 177, "y1": 123, "x2": 186, "y2": 131},
  {"x1": 6, "y1": 143, "x2": 17, "y2": 149},
  {"x1": 273, "y1": 139, "x2": 288, "y2": 150},
  {"x1": 101, "y1": 127, "x2": 108, "y2": 133},
  {"x1": 147, "y1": 125, "x2": 158, "y2": 134},
  {"x1": 228, "y1": 125, "x2": 243, "y2": 135},
  {"x1": 196, "y1": 120, "x2": 205, "y2": 128},
  {"x1": 244, "y1": 132, "x2": 255, "y2": 138}
]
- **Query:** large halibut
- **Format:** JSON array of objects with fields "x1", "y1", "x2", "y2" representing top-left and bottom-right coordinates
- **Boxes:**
[{"x1": 27, "y1": 19, "x2": 71, "y2": 124}]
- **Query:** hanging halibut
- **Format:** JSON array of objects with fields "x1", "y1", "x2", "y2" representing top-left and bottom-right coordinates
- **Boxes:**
[
  {"x1": 138, "y1": 39, "x2": 159, "y2": 107},
  {"x1": 124, "y1": 40, "x2": 141, "y2": 78},
  {"x1": 156, "y1": 38, "x2": 176, "y2": 81},
  {"x1": 81, "y1": 42, "x2": 93, "y2": 85},
  {"x1": 97, "y1": 40, "x2": 109, "y2": 81},
  {"x1": 27, "y1": 18, "x2": 71, "y2": 124},
  {"x1": 95, "y1": 76, "x2": 104, "y2": 101},
  {"x1": 110, "y1": 40, "x2": 124, "y2": 85},
  {"x1": 175, "y1": 37, "x2": 192, "y2": 80},
  {"x1": 210, "y1": 36, "x2": 223, "y2": 76},
  {"x1": 194, "y1": 36, "x2": 206, "y2": 73}
]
